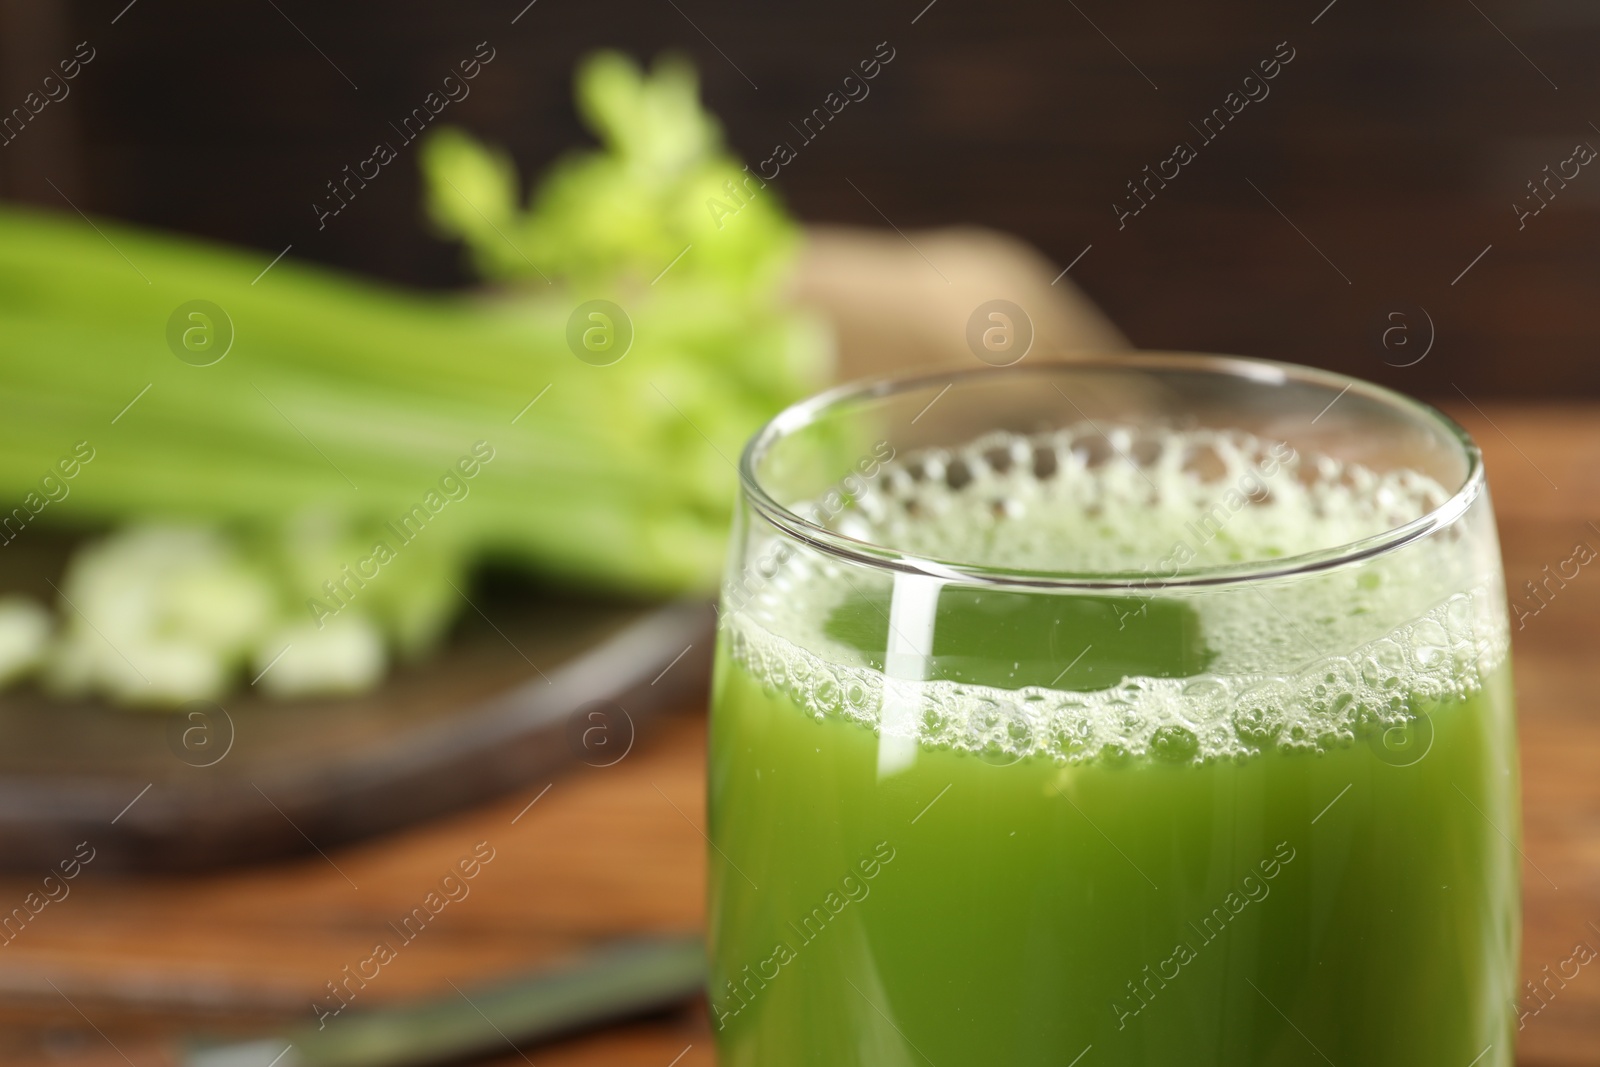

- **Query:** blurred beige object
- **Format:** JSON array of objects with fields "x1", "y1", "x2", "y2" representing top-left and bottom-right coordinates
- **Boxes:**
[{"x1": 794, "y1": 224, "x2": 1128, "y2": 380}]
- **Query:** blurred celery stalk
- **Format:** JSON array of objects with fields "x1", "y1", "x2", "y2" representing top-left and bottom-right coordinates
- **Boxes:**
[{"x1": 0, "y1": 52, "x2": 830, "y2": 705}]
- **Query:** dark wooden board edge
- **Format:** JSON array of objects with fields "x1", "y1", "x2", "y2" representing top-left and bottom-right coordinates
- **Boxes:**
[{"x1": 0, "y1": 600, "x2": 715, "y2": 871}]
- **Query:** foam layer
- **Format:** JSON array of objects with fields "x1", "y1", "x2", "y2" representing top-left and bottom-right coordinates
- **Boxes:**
[
  {"x1": 724, "y1": 425, "x2": 1508, "y2": 764},
  {"x1": 840, "y1": 425, "x2": 1448, "y2": 575}
]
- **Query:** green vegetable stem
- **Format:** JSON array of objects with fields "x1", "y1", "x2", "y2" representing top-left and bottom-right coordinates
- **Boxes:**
[{"x1": 0, "y1": 52, "x2": 831, "y2": 705}]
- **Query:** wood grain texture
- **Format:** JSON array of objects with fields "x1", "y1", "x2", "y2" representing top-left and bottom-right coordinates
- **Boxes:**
[
  {"x1": 0, "y1": 400, "x2": 1593, "y2": 1065},
  {"x1": 0, "y1": 590, "x2": 713, "y2": 872}
]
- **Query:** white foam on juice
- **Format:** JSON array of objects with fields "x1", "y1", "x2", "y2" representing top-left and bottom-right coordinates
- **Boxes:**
[{"x1": 723, "y1": 425, "x2": 1509, "y2": 764}]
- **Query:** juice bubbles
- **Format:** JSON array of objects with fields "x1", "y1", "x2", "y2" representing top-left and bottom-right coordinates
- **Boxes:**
[{"x1": 710, "y1": 374, "x2": 1517, "y2": 1067}]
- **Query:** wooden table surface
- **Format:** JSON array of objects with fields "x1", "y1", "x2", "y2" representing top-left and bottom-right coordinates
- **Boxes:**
[{"x1": 0, "y1": 401, "x2": 1595, "y2": 1067}]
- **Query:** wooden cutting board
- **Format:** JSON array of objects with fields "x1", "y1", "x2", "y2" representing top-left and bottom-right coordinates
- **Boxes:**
[{"x1": 0, "y1": 557, "x2": 712, "y2": 871}]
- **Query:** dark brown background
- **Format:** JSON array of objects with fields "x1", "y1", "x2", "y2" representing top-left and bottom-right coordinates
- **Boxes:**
[{"x1": 0, "y1": 0, "x2": 1595, "y2": 393}]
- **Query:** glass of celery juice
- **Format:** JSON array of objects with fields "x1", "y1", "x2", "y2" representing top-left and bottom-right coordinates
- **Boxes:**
[{"x1": 708, "y1": 357, "x2": 1518, "y2": 1066}]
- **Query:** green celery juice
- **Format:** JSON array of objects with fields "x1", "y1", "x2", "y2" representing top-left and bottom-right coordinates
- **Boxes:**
[{"x1": 708, "y1": 425, "x2": 1518, "y2": 1066}]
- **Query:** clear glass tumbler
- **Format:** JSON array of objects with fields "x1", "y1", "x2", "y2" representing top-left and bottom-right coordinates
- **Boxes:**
[{"x1": 708, "y1": 356, "x2": 1517, "y2": 1066}]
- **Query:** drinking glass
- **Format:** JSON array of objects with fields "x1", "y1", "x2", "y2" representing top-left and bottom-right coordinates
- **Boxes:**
[{"x1": 709, "y1": 356, "x2": 1517, "y2": 1066}]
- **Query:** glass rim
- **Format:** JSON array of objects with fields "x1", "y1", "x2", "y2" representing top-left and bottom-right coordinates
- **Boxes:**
[{"x1": 737, "y1": 353, "x2": 1486, "y2": 591}]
